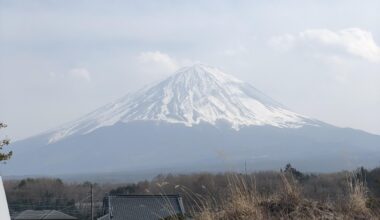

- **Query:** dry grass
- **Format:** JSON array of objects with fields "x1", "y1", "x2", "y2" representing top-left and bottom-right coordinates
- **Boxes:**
[
  {"x1": 190, "y1": 171, "x2": 379, "y2": 220},
  {"x1": 343, "y1": 172, "x2": 375, "y2": 219},
  {"x1": 5, "y1": 167, "x2": 380, "y2": 220},
  {"x1": 194, "y1": 174, "x2": 263, "y2": 220}
]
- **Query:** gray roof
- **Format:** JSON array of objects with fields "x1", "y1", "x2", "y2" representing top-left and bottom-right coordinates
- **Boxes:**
[
  {"x1": 97, "y1": 214, "x2": 109, "y2": 220},
  {"x1": 13, "y1": 210, "x2": 77, "y2": 220},
  {"x1": 101, "y1": 195, "x2": 185, "y2": 220}
]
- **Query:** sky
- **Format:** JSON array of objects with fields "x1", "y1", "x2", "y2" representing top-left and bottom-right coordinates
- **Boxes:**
[{"x1": 0, "y1": 0, "x2": 379, "y2": 140}]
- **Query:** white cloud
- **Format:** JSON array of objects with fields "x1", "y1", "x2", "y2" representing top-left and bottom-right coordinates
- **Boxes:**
[
  {"x1": 68, "y1": 68, "x2": 91, "y2": 82},
  {"x1": 137, "y1": 51, "x2": 196, "y2": 77},
  {"x1": 138, "y1": 51, "x2": 179, "y2": 72},
  {"x1": 270, "y1": 28, "x2": 380, "y2": 63}
]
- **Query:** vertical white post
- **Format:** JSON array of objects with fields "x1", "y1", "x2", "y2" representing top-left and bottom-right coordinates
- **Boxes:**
[{"x1": 0, "y1": 176, "x2": 11, "y2": 220}]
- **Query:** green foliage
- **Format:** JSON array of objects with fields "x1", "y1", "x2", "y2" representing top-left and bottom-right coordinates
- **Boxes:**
[
  {"x1": 0, "y1": 122, "x2": 12, "y2": 161},
  {"x1": 283, "y1": 163, "x2": 308, "y2": 182},
  {"x1": 109, "y1": 185, "x2": 139, "y2": 195}
]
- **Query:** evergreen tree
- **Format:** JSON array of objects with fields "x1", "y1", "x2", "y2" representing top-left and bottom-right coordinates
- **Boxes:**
[
  {"x1": 0, "y1": 123, "x2": 12, "y2": 161},
  {"x1": 283, "y1": 163, "x2": 305, "y2": 181}
]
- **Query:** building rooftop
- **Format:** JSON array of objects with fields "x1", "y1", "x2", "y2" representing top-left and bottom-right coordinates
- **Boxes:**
[
  {"x1": 13, "y1": 210, "x2": 77, "y2": 220},
  {"x1": 99, "y1": 194, "x2": 186, "y2": 220}
]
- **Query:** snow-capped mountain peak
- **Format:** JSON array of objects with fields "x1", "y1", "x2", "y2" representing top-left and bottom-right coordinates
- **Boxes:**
[{"x1": 48, "y1": 64, "x2": 313, "y2": 143}]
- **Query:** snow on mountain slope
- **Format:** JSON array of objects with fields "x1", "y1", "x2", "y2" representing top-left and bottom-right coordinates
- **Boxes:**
[{"x1": 48, "y1": 64, "x2": 315, "y2": 143}]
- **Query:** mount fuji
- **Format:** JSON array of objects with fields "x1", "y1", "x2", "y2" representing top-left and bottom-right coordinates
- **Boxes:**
[{"x1": 4, "y1": 64, "x2": 380, "y2": 176}]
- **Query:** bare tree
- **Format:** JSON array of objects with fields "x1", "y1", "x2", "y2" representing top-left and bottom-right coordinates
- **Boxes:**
[{"x1": 0, "y1": 123, "x2": 12, "y2": 161}]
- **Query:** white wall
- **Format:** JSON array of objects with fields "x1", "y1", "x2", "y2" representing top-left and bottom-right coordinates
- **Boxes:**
[{"x1": 0, "y1": 177, "x2": 11, "y2": 220}]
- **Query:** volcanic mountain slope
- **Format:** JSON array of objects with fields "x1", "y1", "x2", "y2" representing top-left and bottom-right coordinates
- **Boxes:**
[
  {"x1": 48, "y1": 64, "x2": 316, "y2": 143},
  {"x1": 4, "y1": 64, "x2": 380, "y2": 176}
]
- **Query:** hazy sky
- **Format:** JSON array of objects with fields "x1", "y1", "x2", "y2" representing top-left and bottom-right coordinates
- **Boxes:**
[{"x1": 1, "y1": 0, "x2": 379, "y2": 140}]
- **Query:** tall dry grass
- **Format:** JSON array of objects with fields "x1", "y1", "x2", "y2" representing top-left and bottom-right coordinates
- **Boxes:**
[
  {"x1": 98, "y1": 168, "x2": 380, "y2": 219},
  {"x1": 343, "y1": 171, "x2": 375, "y2": 219},
  {"x1": 189, "y1": 171, "x2": 379, "y2": 220},
  {"x1": 194, "y1": 174, "x2": 263, "y2": 220}
]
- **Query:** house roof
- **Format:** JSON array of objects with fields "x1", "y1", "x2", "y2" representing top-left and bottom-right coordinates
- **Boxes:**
[
  {"x1": 13, "y1": 210, "x2": 77, "y2": 220},
  {"x1": 101, "y1": 195, "x2": 185, "y2": 220},
  {"x1": 97, "y1": 214, "x2": 110, "y2": 220}
]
